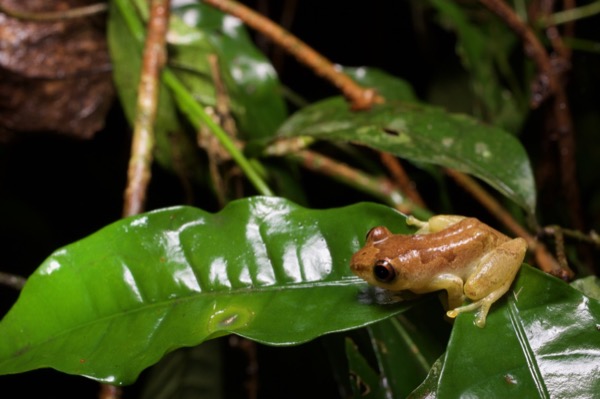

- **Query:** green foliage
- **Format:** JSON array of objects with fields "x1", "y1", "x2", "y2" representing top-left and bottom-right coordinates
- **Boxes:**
[
  {"x1": 1, "y1": 1, "x2": 598, "y2": 398},
  {"x1": 277, "y1": 97, "x2": 535, "y2": 215},
  {"x1": 1, "y1": 198, "x2": 599, "y2": 396},
  {"x1": 0, "y1": 198, "x2": 410, "y2": 384}
]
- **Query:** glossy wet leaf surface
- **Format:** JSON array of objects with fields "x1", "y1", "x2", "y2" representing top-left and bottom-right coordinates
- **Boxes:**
[
  {"x1": 411, "y1": 265, "x2": 600, "y2": 398},
  {"x1": 0, "y1": 197, "x2": 409, "y2": 385},
  {"x1": 277, "y1": 97, "x2": 536, "y2": 214}
]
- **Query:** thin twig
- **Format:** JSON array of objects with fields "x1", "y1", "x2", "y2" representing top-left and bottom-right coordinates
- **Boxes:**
[
  {"x1": 0, "y1": 271, "x2": 26, "y2": 290},
  {"x1": 543, "y1": 225, "x2": 600, "y2": 247},
  {"x1": 289, "y1": 150, "x2": 427, "y2": 217},
  {"x1": 113, "y1": 0, "x2": 272, "y2": 196},
  {"x1": 0, "y1": 2, "x2": 107, "y2": 21},
  {"x1": 202, "y1": 0, "x2": 383, "y2": 110},
  {"x1": 163, "y1": 69, "x2": 274, "y2": 196},
  {"x1": 229, "y1": 336, "x2": 259, "y2": 399},
  {"x1": 445, "y1": 168, "x2": 573, "y2": 279},
  {"x1": 379, "y1": 153, "x2": 427, "y2": 208},
  {"x1": 478, "y1": 0, "x2": 556, "y2": 107},
  {"x1": 536, "y1": 1, "x2": 584, "y2": 234},
  {"x1": 540, "y1": 0, "x2": 571, "y2": 60},
  {"x1": 123, "y1": 0, "x2": 170, "y2": 217},
  {"x1": 540, "y1": 0, "x2": 600, "y2": 26},
  {"x1": 98, "y1": 384, "x2": 122, "y2": 399}
]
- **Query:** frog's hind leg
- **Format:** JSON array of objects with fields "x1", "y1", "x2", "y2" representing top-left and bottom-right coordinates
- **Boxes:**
[
  {"x1": 446, "y1": 280, "x2": 511, "y2": 328},
  {"x1": 447, "y1": 237, "x2": 527, "y2": 327}
]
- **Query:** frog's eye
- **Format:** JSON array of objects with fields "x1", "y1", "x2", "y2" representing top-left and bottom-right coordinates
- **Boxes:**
[
  {"x1": 366, "y1": 226, "x2": 391, "y2": 242},
  {"x1": 373, "y1": 259, "x2": 396, "y2": 283}
]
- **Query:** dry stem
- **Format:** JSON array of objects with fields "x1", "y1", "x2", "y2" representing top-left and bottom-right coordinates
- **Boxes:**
[
  {"x1": 478, "y1": 0, "x2": 556, "y2": 106},
  {"x1": 202, "y1": 0, "x2": 383, "y2": 110},
  {"x1": 0, "y1": 2, "x2": 107, "y2": 21},
  {"x1": 290, "y1": 150, "x2": 417, "y2": 214},
  {"x1": 0, "y1": 271, "x2": 26, "y2": 290},
  {"x1": 123, "y1": 0, "x2": 170, "y2": 217}
]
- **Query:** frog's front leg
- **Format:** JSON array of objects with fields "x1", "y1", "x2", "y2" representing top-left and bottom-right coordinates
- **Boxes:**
[
  {"x1": 407, "y1": 215, "x2": 466, "y2": 234},
  {"x1": 418, "y1": 273, "x2": 466, "y2": 310},
  {"x1": 447, "y1": 237, "x2": 527, "y2": 327}
]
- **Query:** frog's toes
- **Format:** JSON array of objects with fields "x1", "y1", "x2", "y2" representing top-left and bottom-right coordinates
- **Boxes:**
[{"x1": 446, "y1": 300, "x2": 491, "y2": 328}]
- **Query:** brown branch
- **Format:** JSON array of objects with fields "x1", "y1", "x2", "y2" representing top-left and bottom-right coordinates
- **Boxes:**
[
  {"x1": 445, "y1": 168, "x2": 573, "y2": 280},
  {"x1": 478, "y1": 0, "x2": 556, "y2": 107},
  {"x1": 123, "y1": 0, "x2": 170, "y2": 217},
  {"x1": 204, "y1": 0, "x2": 428, "y2": 210},
  {"x1": 540, "y1": 0, "x2": 571, "y2": 59},
  {"x1": 379, "y1": 153, "x2": 427, "y2": 208},
  {"x1": 478, "y1": 0, "x2": 584, "y2": 274},
  {"x1": 0, "y1": 2, "x2": 107, "y2": 21},
  {"x1": 98, "y1": 384, "x2": 122, "y2": 399},
  {"x1": 0, "y1": 271, "x2": 26, "y2": 290},
  {"x1": 202, "y1": 0, "x2": 383, "y2": 110},
  {"x1": 544, "y1": 225, "x2": 600, "y2": 249},
  {"x1": 289, "y1": 150, "x2": 418, "y2": 214}
]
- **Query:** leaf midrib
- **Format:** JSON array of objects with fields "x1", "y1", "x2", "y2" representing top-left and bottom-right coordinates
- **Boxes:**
[{"x1": 0, "y1": 276, "x2": 366, "y2": 367}]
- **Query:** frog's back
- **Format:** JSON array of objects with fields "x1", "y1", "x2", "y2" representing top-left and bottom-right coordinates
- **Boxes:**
[{"x1": 377, "y1": 218, "x2": 509, "y2": 280}]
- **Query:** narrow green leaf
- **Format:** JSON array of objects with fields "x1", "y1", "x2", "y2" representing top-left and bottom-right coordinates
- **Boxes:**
[
  {"x1": 0, "y1": 197, "x2": 409, "y2": 384},
  {"x1": 412, "y1": 265, "x2": 600, "y2": 397},
  {"x1": 429, "y1": 0, "x2": 528, "y2": 132},
  {"x1": 277, "y1": 97, "x2": 536, "y2": 214},
  {"x1": 407, "y1": 356, "x2": 444, "y2": 399},
  {"x1": 345, "y1": 338, "x2": 386, "y2": 398},
  {"x1": 367, "y1": 316, "x2": 438, "y2": 397}
]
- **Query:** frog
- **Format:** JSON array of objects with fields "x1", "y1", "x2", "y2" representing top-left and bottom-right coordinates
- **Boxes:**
[{"x1": 350, "y1": 215, "x2": 527, "y2": 327}]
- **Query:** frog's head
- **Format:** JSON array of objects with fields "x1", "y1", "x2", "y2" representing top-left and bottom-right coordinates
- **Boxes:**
[
  {"x1": 351, "y1": 226, "x2": 396, "y2": 285},
  {"x1": 350, "y1": 226, "x2": 414, "y2": 291}
]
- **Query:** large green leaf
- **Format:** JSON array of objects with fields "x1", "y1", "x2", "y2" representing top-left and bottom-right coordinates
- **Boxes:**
[
  {"x1": 0, "y1": 197, "x2": 409, "y2": 385},
  {"x1": 410, "y1": 265, "x2": 600, "y2": 398},
  {"x1": 277, "y1": 97, "x2": 536, "y2": 214}
]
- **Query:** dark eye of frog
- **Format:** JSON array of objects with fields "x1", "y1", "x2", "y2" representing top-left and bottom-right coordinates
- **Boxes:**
[{"x1": 373, "y1": 259, "x2": 396, "y2": 283}]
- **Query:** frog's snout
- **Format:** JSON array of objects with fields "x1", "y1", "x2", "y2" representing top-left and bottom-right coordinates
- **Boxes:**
[{"x1": 350, "y1": 246, "x2": 379, "y2": 276}]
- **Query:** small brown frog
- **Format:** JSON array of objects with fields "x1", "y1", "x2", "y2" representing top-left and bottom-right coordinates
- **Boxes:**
[{"x1": 350, "y1": 215, "x2": 527, "y2": 327}]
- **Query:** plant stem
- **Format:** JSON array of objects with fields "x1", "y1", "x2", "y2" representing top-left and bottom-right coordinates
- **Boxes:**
[
  {"x1": 202, "y1": 0, "x2": 383, "y2": 110},
  {"x1": 163, "y1": 70, "x2": 273, "y2": 196},
  {"x1": 289, "y1": 150, "x2": 429, "y2": 219},
  {"x1": 0, "y1": 272, "x2": 26, "y2": 290},
  {"x1": 541, "y1": 0, "x2": 600, "y2": 26},
  {"x1": 115, "y1": 0, "x2": 272, "y2": 197},
  {"x1": 478, "y1": 0, "x2": 555, "y2": 106},
  {"x1": 123, "y1": 0, "x2": 170, "y2": 217},
  {"x1": 0, "y1": 2, "x2": 107, "y2": 21},
  {"x1": 379, "y1": 153, "x2": 426, "y2": 208}
]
